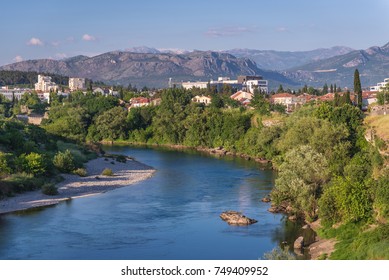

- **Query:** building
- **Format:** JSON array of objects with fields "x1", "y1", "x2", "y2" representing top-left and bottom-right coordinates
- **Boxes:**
[
  {"x1": 238, "y1": 75, "x2": 268, "y2": 94},
  {"x1": 181, "y1": 75, "x2": 268, "y2": 94},
  {"x1": 191, "y1": 95, "x2": 212, "y2": 105},
  {"x1": 270, "y1": 93, "x2": 298, "y2": 112},
  {"x1": 182, "y1": 81, "x2": 209, "y2": 90},
  {"x1": 0, "y1": 86, "x2": 30, "y2": 101},
  {"x1": 230, "y1": 91, "x2": 253, "y2": 101},
  {"x1": 130, "y1": 97, "x2": 150, "y2": 108},
  {"x1": 369, "y1": 78, "x2": 389, "y2": 91},
  {"x1": 69, "y1": 78, "x2": 85, "y2": 91},
  {"x1": 35, "y1": 75, "x2": 59, "y2": 92}
]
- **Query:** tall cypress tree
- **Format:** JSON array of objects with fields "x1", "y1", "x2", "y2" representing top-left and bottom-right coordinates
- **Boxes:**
[{"x1": 354, "y1": 69, "x2": 362, "y2": 109}]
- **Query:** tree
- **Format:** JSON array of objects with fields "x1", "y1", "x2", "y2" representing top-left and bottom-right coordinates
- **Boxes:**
[
  {"x1": 92, "y1": 107, "x2": 128, "y2": 141},
  {"x1": 272, "y1": 145, "x2": 330, "y2": 220},
  {"x1": 250, "y1": 93, "x2": 270, "y2": 115},
  {"x1": 330, "y1": 84, "x2": 334, "y2": 93},
  {"x1": 17, "y1": 152, "x2": 47, "y2": 176},
  {"x1": 277, "y1": 84, "x2": 284, "y2": 93},
  {"x1": 354, "y1": 69, "x2": 362, "y2": 109},
  {"x1": 53, "y1": 150, "x2": 75, "y2": 173},
  {"x1": 322, "y1": 83, "x2": 329, "y2": 95}
]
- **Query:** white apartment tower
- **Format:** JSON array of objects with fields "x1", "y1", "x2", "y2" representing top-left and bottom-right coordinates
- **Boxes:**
[
  {"x1": 69, "y1": 77, "x2": 86, "y2": 91},
  {"x1": 35, "y1": 75, "x2": 59, "y2": 92}
]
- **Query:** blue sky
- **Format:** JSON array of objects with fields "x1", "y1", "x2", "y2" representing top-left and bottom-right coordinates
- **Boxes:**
[{"x1": 1, "y1": 0, "x2": 388, "y2": 66}]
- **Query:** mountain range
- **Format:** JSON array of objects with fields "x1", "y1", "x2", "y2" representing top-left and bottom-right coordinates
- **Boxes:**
[
  {"x1": 0, "y1": 51, "x2": 296, "y2": 88},
  {"x1": 283, "y1": 42, "x2": 389, "y2": 88},
  {"x1": 1, "y1": 42, "x2": 388, "y2": 89},
  {"x1": 225, "y1": 46, "x2": 355, "y2": 71}
]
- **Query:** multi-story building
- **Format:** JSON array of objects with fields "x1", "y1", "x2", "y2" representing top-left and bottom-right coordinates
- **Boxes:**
[
  {"x1": 69, "y1": 77, "x2": 85, "y2": 91},
  {"x1": 0, "y1": 86, "x2": 29, "y2": 101},
  {"x1": 369, "y1": 78, "x2": 389, "y2": 91},
  {"x1": 35, "y1": 75, "x2": 59, "y2": 92},
  {"x1": 182, "y1": 75, "x2": 268, "y2": 94}
]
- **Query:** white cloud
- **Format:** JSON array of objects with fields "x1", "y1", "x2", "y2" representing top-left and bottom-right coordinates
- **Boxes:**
[
  {"x1": 82, "y1": 34, "x2": 96, "y2": 41},
  {"x1": 276, "y1": 27, "x2": 289, "y2": 32},
  {"x1": 51, "y1": 41, "x2": 61, "y2": 47},
  {"x1": 27, "y1": 37, "x2": 44, "y2": 46},
  {"x1": 55, "y1": 53, "x2": 67, "y2": 59},
  {"x1": 205, "y1": 27, "x2": 254, "y2": 37},
  {"x1": 13, "y1": 55, "x2": 24, "y2": 62}
]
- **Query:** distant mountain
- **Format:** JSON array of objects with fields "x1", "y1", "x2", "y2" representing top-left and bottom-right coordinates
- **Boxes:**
[
  {"x1": 226, "y1": 46, "x2": 354, "y2": 71},
  {"x1": 0, "y1": 51, "x2": 297, "y2": 88},
  {"x1": 283, "y1": 42, "x2": 389, "y2": 88}
]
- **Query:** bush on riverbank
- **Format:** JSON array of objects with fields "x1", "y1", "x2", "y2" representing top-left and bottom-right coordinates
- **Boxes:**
[
  {"x1": 101, "y1": 168, "x2": 114, "y2": 176},
  {"x1": 41, "y1": 183, "x2": 58, "y2": 196}
]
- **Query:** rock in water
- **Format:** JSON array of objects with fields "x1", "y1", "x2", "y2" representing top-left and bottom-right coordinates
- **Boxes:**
[
  {"x1": 220, "y1": 211, "x2": 257, "y2": 225},
  {"x1": 294, "y1": 236, "x2": 304, "y2": 249}
]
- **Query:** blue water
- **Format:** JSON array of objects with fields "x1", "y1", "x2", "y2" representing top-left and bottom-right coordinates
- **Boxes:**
[{"x1": 0, "y1": 146, "x2": 300, "y2": 260}]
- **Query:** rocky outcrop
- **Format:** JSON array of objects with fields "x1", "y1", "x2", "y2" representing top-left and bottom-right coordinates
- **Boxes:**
[
  {"x1": 294, "y1": 236, "x2": 304, "y2": 249},
  {"x1": 220, "y1": 211, "x2": 257, "y2": 226}
]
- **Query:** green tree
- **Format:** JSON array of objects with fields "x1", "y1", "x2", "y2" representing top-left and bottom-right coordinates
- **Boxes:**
[
  {"x1": 322, "y1": 83, "x2": 329, "y2": 95},
  {"x1": 272, "y1": 145, "x2": 330, "y2": 220},
  {"x1": 277, "y1": 84, "x2": 284, "y2": 93},
  {"x1": 53, "y1": 150, "x2": 75, "y2": 173},
  {"x1": 17, "y1": 152, "x2": 47, "y2": 176},
  {"x1": 0, "y1": 152, "x2": 11, "y2": 175},
  {"x1": 319, "y1": 176, "x2": 372, "y2": 225},
  {"x1": 92, "y1": 107, "x2": 128, "y2": 141},
  {"x1": 354, "y1": 69, "x2": 362, "y2": 109},
  {"x1": 250, "y1": 93, "x2": 270, "y2": 115}
]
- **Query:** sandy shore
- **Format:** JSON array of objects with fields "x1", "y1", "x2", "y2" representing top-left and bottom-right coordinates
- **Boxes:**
[{"x1": 0, "y1": 157, "x2": 155, "y2": 215}]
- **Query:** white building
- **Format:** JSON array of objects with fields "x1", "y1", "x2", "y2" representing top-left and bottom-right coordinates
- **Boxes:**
[
  {"x1": 182, "y1": 76, "x2": 268, "y2": 94},
  {"x1": 182, "y1": 81, "x2": 209, "y2": 90},
  {"x1": 245, "y1": 79, "x2": 268, "y2": 94},
  {"x1": 69, "y1": 77, "x2": 85, "y2": 91},
  {"x1": 370, "y1": 78, "x2": 389, "y2": 91},
  {"x1": 191, "y1": 95, "x2": 212, "y2": 105},
  {"x1": 0, "y1": 86, "x2": 29, "y2": 101},
  {"x1": 35, "y1": 75, "x2": 59, "y2": 92}
]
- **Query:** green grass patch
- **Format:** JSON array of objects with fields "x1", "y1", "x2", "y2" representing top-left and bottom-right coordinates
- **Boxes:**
[{"x1": 319, "y1": 222, "x2": 389, "y2": 259}]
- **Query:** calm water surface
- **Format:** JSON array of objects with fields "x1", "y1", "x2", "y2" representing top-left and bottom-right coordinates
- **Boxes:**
[{"x1": 0, "y1": 146, "x2": 301, "y2": 260}]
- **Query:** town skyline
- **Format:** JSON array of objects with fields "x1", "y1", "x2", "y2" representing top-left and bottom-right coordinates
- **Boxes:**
[{"x1": 1, "y1": 0, "x2": 388, "y2": 66}]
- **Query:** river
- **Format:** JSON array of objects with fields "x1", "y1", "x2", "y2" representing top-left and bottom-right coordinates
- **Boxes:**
[{"x1": 0, "y1": 145, "x2": 302, "y2": 260}]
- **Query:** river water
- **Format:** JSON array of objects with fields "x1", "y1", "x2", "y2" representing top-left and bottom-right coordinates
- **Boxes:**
[{"x1": 0, "y1": 146, "x2": 302, "y2": 260}]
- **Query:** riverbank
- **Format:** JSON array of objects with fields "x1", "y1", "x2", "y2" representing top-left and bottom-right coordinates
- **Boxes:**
[
  {"x1": 308, "y1": 220, "x2": 337, "y2": 260},
  {"x1": 107, "y1": 141, "x2": 272, "y2": 167},
  {"x1": 0, "y1": 157, "x2": 155, "y2": 215}
]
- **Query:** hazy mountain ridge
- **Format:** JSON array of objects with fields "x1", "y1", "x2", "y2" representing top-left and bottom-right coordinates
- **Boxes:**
[
  {"x1": 0, "y1": 51, "x2": 296, "y2": 88},
  {"x1": 225, "y1": 46, "x2": 355, "y2": 70},
  {"x1": 282, "y1": 42, "x2": 389, "y2": 88}
]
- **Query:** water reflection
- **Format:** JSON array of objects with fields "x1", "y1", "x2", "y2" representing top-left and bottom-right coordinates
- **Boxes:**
[{"x1": 0, "y1": 146, "x2": 303, "y2": 260}]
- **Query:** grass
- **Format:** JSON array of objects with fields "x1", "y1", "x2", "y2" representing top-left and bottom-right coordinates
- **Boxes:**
[
  {"x1": 318, "y1": 222, "x2": 389, "y2": 259},
  {"x1": 365, "y1": 115, "x2": 389, "y2": 144}
]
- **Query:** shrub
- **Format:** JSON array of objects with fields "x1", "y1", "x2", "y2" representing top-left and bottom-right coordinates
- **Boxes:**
[
  {"x1": 263, "y1": 246, "x2": 297, "y2": 260},
  {"x1": 73, "y1": 168, "x2": 87, "y2": 177},
  {"x1": 41, "y1": 183, "x2": 58, "y2": 196},
  {"x1": 101, "y1": 168, "x2": 114, "y2": 176},
  {"x1": 16, "y1": 152, "x2": 47, "y2": 176},
  {"x1": 53, "y1": 150, "x2": 75, "y2": 173}
]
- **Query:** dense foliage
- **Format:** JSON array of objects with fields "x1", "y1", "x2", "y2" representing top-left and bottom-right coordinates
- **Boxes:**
[
  {"x1": 0, "y1": 70, "x2": 69, "y2": 87},
  {"x1": 3, "y1": 85, "x2": 388, "y2": 259},
  {"x1": 0, "y1": 118, "x2": 95, "y2": 198}
]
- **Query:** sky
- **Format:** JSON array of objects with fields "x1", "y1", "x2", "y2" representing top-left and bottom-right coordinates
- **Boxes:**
[{"x1": 0, "y1": 0, "x2": 388, "y2": 66}]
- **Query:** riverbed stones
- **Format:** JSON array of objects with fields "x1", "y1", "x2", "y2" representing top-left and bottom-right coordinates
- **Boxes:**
[
  {"x1": 220, "y1": 211, "x2": 257, "y2": 225},
  {"x1": 261, "y1": 196, "x2": 271, "y2": 203}
]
